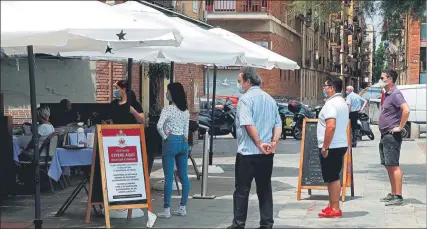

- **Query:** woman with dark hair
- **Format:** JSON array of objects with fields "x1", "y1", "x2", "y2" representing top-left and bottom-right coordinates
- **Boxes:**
[
  {"x1": 110, "y1": 80, "x2": 145, "y2": 124},
  {"x1": 156, "y1": 82, "x2": 190, "y2": 218}
]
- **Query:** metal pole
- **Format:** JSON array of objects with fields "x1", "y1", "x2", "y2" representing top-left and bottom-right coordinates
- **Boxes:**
[
  {"x1": 169, "y1": 61, "x2": 174, "y2": 105},
  {"x1": 192, "y1": 125, "x2": 215, "y2": 199},
  {"x1": 208, "y1": 65, "x2": 217, "y2": 165},
  {"x1": 28, "y1": 45, "x2": 42, "y2": 229},
  {"x1": 206, "y1": 66, "x2": 210, "y2": 110},
  {"x1": 127, "y1": 58, "x2": 133, "y2": 105},
  {"x1": 170, "y1": 61, "x2": 174, "y2": 84},
  {"x1": 201, "y1": 129, "x2": 210, "y2": 196}
]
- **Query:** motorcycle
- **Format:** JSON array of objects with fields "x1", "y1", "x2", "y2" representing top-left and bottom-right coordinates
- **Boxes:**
[
  {"x1": 355, "y1": 112, "x2": 375, "y2": 141},
  {"x1": 288, "y1": 101, "x2": 316, "y2": 140},
  {"x1": 198, "y1": 98, "x2": 236, "y2": 139}
]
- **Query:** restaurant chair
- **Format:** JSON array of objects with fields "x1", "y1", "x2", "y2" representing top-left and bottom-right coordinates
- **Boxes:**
[
  {"x1": 188, "y1": 120, "x2": 201, "y2": 180},
  {"x1": 19, "y1": 132, "x2": 61, "y2": 192}
]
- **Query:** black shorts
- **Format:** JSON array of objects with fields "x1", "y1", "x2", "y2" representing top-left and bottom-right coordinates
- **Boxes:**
[
  {"x1": 319, "y1": 147, "x2": 347, "y2": 183},
  {"x1": 379, "y1": 132, "x2": 402, "y2": 166}
]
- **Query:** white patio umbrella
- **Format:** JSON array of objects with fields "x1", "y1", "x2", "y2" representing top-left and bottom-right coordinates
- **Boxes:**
[
  {"x1": 59, "y1": 1, "x2": 269, "y2": 68},
  {"x1": 209, "y1": 28, "x2": 301, "y2": 70},
  {"x1": 1, "y1": 1, "x2": 183, "y2": 55},
  {"x1": 1, "y1": 2, "x2": 183, "y2": 229}
]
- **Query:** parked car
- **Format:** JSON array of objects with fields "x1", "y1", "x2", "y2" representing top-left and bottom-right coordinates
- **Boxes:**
[{"x1": 277, "y1": 103, "x2": 294, "y2": 139}]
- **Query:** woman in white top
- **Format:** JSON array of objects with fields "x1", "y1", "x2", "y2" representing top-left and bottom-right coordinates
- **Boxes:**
[{"x1": 156, "y1": 82, "x2": 190, "y2": 218}]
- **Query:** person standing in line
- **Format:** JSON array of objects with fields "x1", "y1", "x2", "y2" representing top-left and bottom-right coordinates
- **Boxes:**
[
  {"x1": 228, "y1": 67, "x2": 282, "y2": 229},
  {"x1": 156, "y1": 82, "x2": 190, "y2": 218},
  {"x1": 317, "y1": 76, "x2": 349, "y2": 218},
  {"x1": 345, "y1": 86, "x2": 368, "y2": 147},
  {"x1": 377, "y1": 69, "x2": 410, "y2": 206}
]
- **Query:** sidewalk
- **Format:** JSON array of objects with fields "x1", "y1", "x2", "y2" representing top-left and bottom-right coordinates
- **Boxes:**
[{"x1": 1, "y1": 126, "x2": 425, "y2": 228}]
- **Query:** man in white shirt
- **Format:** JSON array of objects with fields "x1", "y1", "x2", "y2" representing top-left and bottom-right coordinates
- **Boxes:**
[{"x1": 317, "y1": 76, "x2": 349, "y2": 218}]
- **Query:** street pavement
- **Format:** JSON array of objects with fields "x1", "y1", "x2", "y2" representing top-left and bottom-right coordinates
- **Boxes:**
[{"x1": 1, "y1": 126, "x2": 425, "y2": 228}]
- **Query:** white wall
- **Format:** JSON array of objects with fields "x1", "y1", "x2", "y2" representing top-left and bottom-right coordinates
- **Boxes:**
[
  {"x1": 205, "y1": 69, "x2": 241, "y2": 97},
  {"x1": 1, "y1": 58, "x2": 97, "y2": 109}
]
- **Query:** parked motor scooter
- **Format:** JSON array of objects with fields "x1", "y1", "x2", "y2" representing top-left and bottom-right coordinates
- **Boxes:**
[
  {"x1": 356, "y1": 112, "x2": 375, "y2": 140},
  {"x1": 198, "y1": 99, "x2": 236, "y2": 139},
  {"x1": 288, "y1": 101, "x2": 315, "y2": 140}
]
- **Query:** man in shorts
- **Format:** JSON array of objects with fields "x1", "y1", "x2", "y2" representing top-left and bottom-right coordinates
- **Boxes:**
[
  {"x1": 317, "y1": 76, "x2": 349, "y2": 218},
  {"x1": 377, "y1": 69, "x2": 410, "y2": 206}
]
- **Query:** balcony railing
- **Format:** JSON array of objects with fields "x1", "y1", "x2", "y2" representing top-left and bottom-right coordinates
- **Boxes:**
[{"x1": 206, "y1": 0, "x2": 271, "y2": 13}]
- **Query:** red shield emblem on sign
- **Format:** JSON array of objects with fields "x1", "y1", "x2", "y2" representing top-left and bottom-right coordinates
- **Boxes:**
[{"x1": 118, "y1": 138, "x2": 126, "y2": 148}]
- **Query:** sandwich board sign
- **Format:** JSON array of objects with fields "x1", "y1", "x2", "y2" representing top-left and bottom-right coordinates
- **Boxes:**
[
  {"x1": 85, "y1": 124, "x2": 155, "y2": 228},
  {"x1": 296, "y1": 119, "x2": 354, "y2": 201}
]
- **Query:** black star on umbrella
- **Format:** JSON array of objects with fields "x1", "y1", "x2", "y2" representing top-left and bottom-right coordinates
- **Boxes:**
[
  {"x1": 116, "y1": 29, "x2": 126, "y2": 40},
  {"x1": 105, "y1": 45, "x2": 113, "y2": 54}
]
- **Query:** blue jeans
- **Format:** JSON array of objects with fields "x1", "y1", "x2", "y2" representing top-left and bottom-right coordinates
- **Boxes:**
[{"x1": 162, "y1": 135, "x2": 190, "y2": 208}]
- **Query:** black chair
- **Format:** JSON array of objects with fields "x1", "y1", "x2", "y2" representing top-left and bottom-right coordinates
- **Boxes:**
[
  {"x1": 19, "y1": 132, "x2": 63, "y2": 192},
  {"x1": 188, "y1": 120, "x2": 201, "y2": 180}
]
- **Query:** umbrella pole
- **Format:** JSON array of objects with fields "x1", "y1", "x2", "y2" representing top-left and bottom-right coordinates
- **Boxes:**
[
  {"x1": 208, "y1": 65, "x2": 217, "y2": 165},
  {"x1": 27, "y1": 45, "x2": 42, "y2": 229},
  {"x1": 127, "y1": 58, "x2": 133, "y2": 105},
  {"x1": 170, "y1": 61, "x2": 174, "y2": 84},
  {"x1": 169, "y1": 62, "x2": 174, "y2": 105}
]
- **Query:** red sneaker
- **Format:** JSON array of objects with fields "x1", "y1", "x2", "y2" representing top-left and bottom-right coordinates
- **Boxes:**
[
  {"x1": 321, "y1": 205, "x2": 331, "y2": 213},
  {"x1": 318, "y1": 208, "x2": 342, "y2": 218}
]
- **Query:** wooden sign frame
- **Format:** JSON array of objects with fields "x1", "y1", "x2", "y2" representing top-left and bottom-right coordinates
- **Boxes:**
[
  {"x1": 85, "y1": 124, "x2": 152, "y2": 228},
  {"x1": 297, "y1": 118, "x2": 354, "y2": 201}
]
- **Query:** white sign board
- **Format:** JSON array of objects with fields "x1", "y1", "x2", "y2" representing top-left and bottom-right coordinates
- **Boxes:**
[{"x1": 101, "y1": 129, "x2": 146, "y2": 203}]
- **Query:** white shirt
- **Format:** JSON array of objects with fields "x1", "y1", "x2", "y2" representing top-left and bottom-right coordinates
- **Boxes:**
[
  {"x1": 317, "y1": 93, "x2": 349, "y2": 148},
  {"x1": 156, "y1": 105, "x2": 190, "y2": 140},
  {"x1": 38, "y1": 123, "x2": 55, "y2": 137}
]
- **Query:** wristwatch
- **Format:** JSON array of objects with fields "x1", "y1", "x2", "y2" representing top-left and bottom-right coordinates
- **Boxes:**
[{"x1": 321, "y1": 148, "x2": 328, "y2": 152}]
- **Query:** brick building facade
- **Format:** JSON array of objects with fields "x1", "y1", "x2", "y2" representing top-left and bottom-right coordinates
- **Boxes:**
[
  {"x1": 406, "y1": 16, "x2": 421, "y2": 84},
  {"x1": 206, "y1": 0, "x2": 303, "y2": 99},
  {"x1": 237, "y1": 32, "x2": 301, "y2": 97}
]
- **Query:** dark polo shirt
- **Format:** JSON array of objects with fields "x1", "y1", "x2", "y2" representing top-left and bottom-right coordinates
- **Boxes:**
[{"x1": 378, "y1": 87, "x2": 407, "y2": 135}]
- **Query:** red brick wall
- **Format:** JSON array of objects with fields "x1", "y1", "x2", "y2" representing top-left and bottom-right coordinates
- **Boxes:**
[
  {"x1": 95, "y1": 61, "x2": 141, "y2": 103},
  {"x1": 407, "y1": 17, "x2": 421, "y2": 84},
  {"x1": 237, "y1": 32, "x2": 301, "y2": 98},
  {"x1": 173, "y1": 63, "x2": 205, "y2": 120},
  {"x1": 4, "y1": 107, "x2": 31, "y2": 125}
]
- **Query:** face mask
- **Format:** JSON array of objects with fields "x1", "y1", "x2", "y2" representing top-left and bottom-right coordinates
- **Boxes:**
[
  {"x1": 237, "y1": 82, "x2": 246, "y2": 94},
  {"x1": 378, "y1": 78, "x2": 390, "y2": 88},
  {"x1": 166, "y1": 93, "x2": 172, "y2": 102},
  {"x1": 345, "y1": 91, "x2": 350, "y2": 96},
  {"x1": 113, "y1": 89, "x2": 121, "y2": 98},
  {"x1": 323, "y1": 90, "x2": 328, "y2": 98}
]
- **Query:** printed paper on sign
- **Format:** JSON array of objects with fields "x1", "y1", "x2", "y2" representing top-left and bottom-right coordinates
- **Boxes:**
[
  {"x1": 102, "y1": 130, "x2": 147, "y2": 203},
  {"x1": 146, "y1": 211, "x2": 157, "y2": 228}
]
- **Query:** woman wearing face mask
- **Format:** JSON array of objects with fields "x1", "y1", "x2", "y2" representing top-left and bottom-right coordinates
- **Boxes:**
[
  {"x1": 156, "y1": 82, "x2": 190, "y2": 219},
  {"x1": 109, "y1": 80, "x2": 145, "y2": 124}
]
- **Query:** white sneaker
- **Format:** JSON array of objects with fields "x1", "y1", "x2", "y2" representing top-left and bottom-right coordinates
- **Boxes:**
[
  {"x1": 172, "y1": 205, "x2": 187, "y2": 216},
  {"x1": 157, "y1": 208, "x2": 171, "y2": 218}
]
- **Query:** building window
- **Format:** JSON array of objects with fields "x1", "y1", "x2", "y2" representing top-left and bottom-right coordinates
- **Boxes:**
[
  {"x1": 193, "y1": 0, "x2": 198, "y2": 13},
  {"x1": 254, "y1": 41, "x2": 270, "y2": 50}
]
